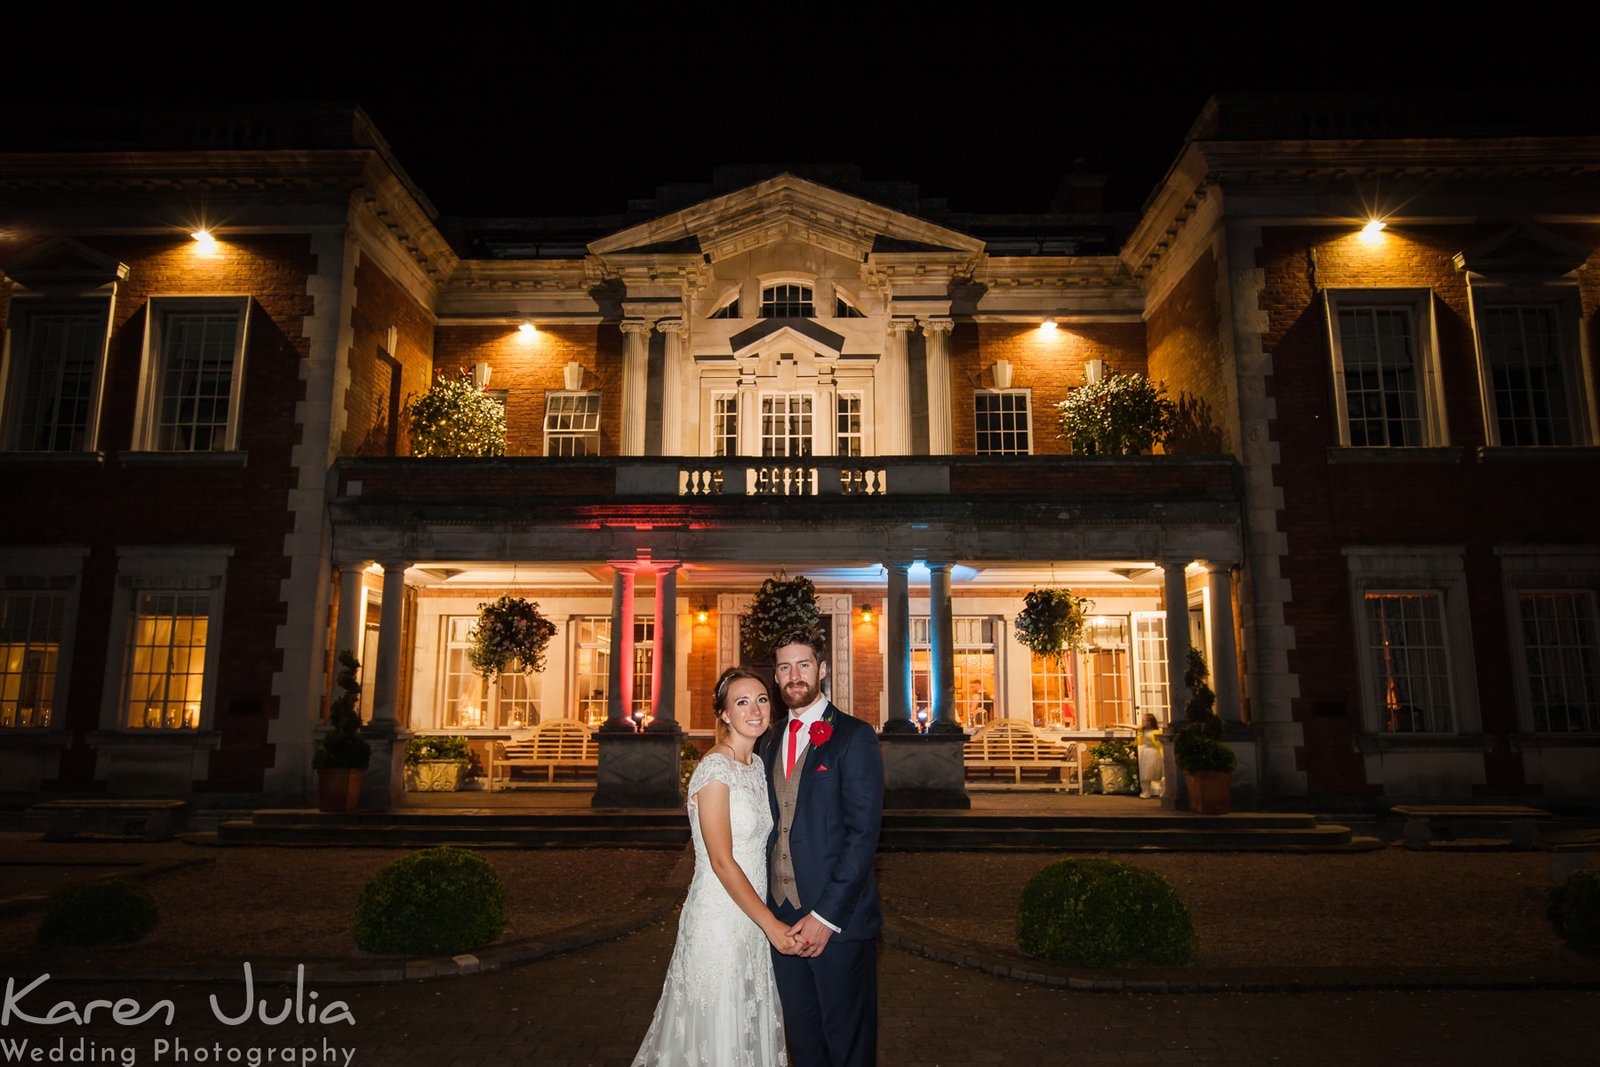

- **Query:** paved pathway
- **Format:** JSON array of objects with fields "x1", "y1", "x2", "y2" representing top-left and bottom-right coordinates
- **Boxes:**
[{"x1": 4, "y1": 917, "x2": 1593, "y2": 1066}]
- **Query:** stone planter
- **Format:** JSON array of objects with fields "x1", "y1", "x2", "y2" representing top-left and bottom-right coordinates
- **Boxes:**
[
  {"x1": 317, "y1": 768, "x2": 363, "y2": 812},
  {"x1": 1097, "y1": 761, "x2": 1133, "y2": 795},
  {"x1": 406, "y1": 760, "x2": 466, "y2": 792},
  {"x1": 1184, "y1": 770, "x2": 1232, "y2": 814}
]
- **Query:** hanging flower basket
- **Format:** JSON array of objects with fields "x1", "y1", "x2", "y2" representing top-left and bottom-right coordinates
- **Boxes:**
[
  {"x1": 468, "y1": 595, "x2": 556, "y2": 679},
  {"x1": 406, "y1": 369, "x2": 507, "y2": 458},
  {"x1": 740, "y1": 575, "x2": 823, "y2": 661},
  {"x1": 1056, "y1": 371, "x2": 1176, "y2": 456},
  {"x1": 1014, "y1": 589, "x2": 1092, "y2": 666}
]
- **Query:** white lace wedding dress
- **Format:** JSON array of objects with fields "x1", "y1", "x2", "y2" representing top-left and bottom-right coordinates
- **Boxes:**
[{"x1": 633, "y1": 752, "x2": 787, "y2": 1067}]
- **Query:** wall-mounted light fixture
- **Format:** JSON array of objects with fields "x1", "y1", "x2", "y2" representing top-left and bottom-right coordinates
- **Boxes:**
[
  {"x1": 695, "y1": 604, "x2": 710, "y2": 625},
  {"x1": 1040, "y1": 317, "x2": 1058, "y2": 331},
  {"x1": 1084, "y1": 359, "x2": 1106, "y2": 384},
  {"x1": 1360, "y1": 218, "x2": 1387, "y2": 242},
  {"x1": 472, "y1": 362, "x2": 493, "y2": 389},
  {"x1": 859, "y1": 603, "x2": 874, "y2": 624},
  {"x1": 518, "y1": 321, "x2": 537, "y2": 336},
  {"x1": 190, "y1": 229, "x2": 218, "y2": 256}
]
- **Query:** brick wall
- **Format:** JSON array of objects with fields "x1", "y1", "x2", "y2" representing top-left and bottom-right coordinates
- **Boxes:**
[
  {"x1": 433, "y1": 325, "x2": 619, "y2": 456},
  {"x1": 342, "y1": 252, "x2": 435, "y2": 456},
  {"x1": 1146, "y1": 249, "x2": 1230, "y2": 453},
  {"x1": 950, "y1": 322, "x2": 1147, "y2": 454}
]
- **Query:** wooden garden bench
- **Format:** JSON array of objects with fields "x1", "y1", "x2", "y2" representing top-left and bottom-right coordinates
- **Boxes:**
[
  {"x1": 490, "y1": 719, "x2": 599, "y2": 788},
  {"x1": 32, "y1": 799, "x2": 189, "y2": 841},
  {"x1": 1391, "y1": 804, "x2": 1551, "y2": 850},
  {"x1": 964, "y1": 718, "x2": 1083, "y2": 791}
]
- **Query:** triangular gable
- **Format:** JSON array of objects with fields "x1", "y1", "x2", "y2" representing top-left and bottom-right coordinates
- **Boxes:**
[
  {"x1": 1454, "y1": 223, "x2": 1590, "y2": 277},
  {"x1": 729, "y1": 321, "x2": 845, "y2": 359},
  {"x1": 589, "y1": 173, "x2": 984, "y2": 263},
  {"x1": 1, "y1": 236, "x2": 129, "y2": 289}
]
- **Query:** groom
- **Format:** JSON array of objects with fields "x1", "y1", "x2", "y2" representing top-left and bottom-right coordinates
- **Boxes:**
[{"x1": 763, "y1": 627, "x2": 883, "y2": 1067}]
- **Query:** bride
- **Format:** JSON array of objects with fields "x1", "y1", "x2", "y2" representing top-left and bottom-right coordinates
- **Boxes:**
[{"x1": 632, "y1": 667, "x2": 795, "y2": 1067}]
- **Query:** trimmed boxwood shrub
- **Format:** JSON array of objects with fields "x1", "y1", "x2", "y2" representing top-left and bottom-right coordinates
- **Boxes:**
[
  {"x1": 1017, "y1": 858, "x2": 1195, "y2": 966},
  {"x1": 38, "y1": 879, "x2": 158, "y2": 947},
  {"x1": 354, "y1": 846, "x2": 507, "y2": 955},
  {"x1": 1547, "y1": 868, "x2": 1600, "y2": 956}
]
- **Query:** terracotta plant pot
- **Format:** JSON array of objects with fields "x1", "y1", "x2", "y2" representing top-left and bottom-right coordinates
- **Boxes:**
[
  {"x1": 1184, "y1": 770, "x2": 1231, "y2": 815},
  {"x1": 317, "y1": 768, "x2": 364, "y2": 812}
]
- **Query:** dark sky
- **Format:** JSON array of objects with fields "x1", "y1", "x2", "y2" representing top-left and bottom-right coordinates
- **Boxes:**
[{"x1": 17, "y1": 8, "x2": 1597, "y2": 220}]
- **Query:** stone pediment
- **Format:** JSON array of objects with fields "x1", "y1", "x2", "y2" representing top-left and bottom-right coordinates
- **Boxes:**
[
  {"x1": 729, "y1": 319, "x2": 846, "y2": 357},
  {"x1": 588, "y1": 174, "x2": 984, "y2": 263},
  {"x1": 2, "y1": 236, "x2": 128, "y2": 290},
  {"x1": 1453, "y1": 223, "x2": 1591, "y2": 277}
]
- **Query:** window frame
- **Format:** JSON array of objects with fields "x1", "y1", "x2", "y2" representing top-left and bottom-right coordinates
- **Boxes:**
[
  {"x1": 974, "y1": 388, "x2": 1034, "y2": 455},
  {"x1": 133, "y1": 296, "x2": 251, "y2": 453},
  {"x1": 835, "y1": 392, "x2": 863, "y2": 457},
  {"x1": 1323, "y1": 289, "x2": 1447, "y2": 448},
  {"x1": 0, "y1": 294, "x2": 116, "y2": 453},
  {"x1": 0, "y1": 547, "x2": 87, "y2": 733},
  {"x1": 1465, "y1": 279, "x2": 1595, "y2": 447},
  {"x1": 759, "y1": 391, "x2": 814, "y2": 458},
  {"x1": 1344, "y1": 546, "x2": 1480, "y2": 736},
  {"x1": 759, "y1": 283, "x2": 816, "y2": 319},
  {"x1": 1497, "y1": 547, "x2": 1600, "y2": 735},
  {"x1": 711, "y1": 393, "x2": 739, "y2": 457},
  {"x1": 542, "y1": 390, "x2": 602, "y2": 456}
]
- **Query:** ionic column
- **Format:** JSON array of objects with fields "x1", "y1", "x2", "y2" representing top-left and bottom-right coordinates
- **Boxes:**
[
  {"x1": 370, "y1": 559, "x2": 409, "y2": 727},
  {"x1": 334, "y1": 561, "x2": 368, "y2": 663},
  {"x1": 648, "y1": 562, "x2": 680, "y2": 731},
  {"x1": 883, "y1": 562, "x2": 914, "y2": 731},
  {"x1": 619, "y1": 320, "x2": 652, "y2": 456},
  {"x1": 922, "y1": 316, "x2": 954, "y2": 454},
  {"x1": 1163, "y1": 559, "x2": 1193, "y2": 726},
  {"x1": 879, "y1": 319, "x2": 916, "y2": 455},
  {"x1": 927, "y1": 561, "x2": 959, "y2": 732},
  {"x1": 605, "y1": 563, "x2": 638, "y2": 731},
  {"x1": 657, "y1": 319, "x2": 687, "y2": 456},
  {"x1": 1204, "y1": 561, "x2": 1242, "y2": 723}
]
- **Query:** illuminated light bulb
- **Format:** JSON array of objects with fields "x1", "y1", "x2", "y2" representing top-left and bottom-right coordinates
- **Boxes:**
[
  {"x1": 191, "y1": 229, "x2": 217, "y2": 249},
  {"x1": 1040, "y1": 318, "x2": 1058, "y2": 331},
  {"x1": 519, "y1": 321, "x2": 537, "y2": 335},
  {"x1": 1360, "y1": 219, "x2": 1387, "y2": 242}
]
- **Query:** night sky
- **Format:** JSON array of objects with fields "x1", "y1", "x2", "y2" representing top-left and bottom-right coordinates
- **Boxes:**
[{"x1": 14, "y1": 9, "x2": 1597, "y2": 221}]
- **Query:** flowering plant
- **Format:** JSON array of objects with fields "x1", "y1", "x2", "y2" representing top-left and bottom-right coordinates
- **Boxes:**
[
  {"x1": 1055, "y1": 371, "x2": 1176, "y2": 456},
  {"x1": 406, "y1": 369, "x2": 507, "y2": 458},
  {"x1": 740, "y1": 574, "x2": 823, "y2": 661},
  {"x1": 809, "y1": 720, "x2": 834, "y2": 746},
  {"x1": 468, "y1": 595, "x2": 556, "y2": 679},
  {"x1": 1014, "y1": 589, "x2": 1092, "y2": 666}
]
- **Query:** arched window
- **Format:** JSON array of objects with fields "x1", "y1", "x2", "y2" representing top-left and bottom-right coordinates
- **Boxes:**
[{"x1": 760, "y1": 284, "x2": 814, "y2": 318}]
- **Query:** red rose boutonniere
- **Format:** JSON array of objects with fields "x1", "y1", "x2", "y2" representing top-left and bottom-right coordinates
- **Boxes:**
[{"x1": 809, "y1": 720, "x2": 833, "y2": 746}]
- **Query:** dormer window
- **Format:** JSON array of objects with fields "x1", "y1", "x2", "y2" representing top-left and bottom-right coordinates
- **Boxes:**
[{"x1": 760, "y1": 284, "x2": 814, "y2": 319}]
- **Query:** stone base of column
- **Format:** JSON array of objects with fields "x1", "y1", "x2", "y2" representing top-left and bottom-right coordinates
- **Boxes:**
[
  {"x1": 593, "y1": 731, "x2": 683, "y2": 809},
  {"x1": 358, "y1": 724, "x2": 409, "y2": 811},
  {"x1": 880, "y1": 731, "x2": 970, "y2": 809}
]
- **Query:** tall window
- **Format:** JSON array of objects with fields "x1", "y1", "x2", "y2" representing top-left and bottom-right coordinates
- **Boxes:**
[
  {"x1": 1480, "y1": 305, "x2": 1577, "y2": 446},
  {"x1": 139, "y1": 298, "x2": 250, "y2": 451},
  {"x1": 835, "y1": 393, "x2": 863, "y2": 456},
  {"x1": 0, "y1": 588, "x2": 65, "y2": 728},
  {"x1": 1519, "y1": 591, "x2": 1599, "y2": 733},
  {"x1": 760, "y1": 284, "x2": 814, "y2": 318},
  {"x1": 1030, "y1": 652, "x2": 1077, "y2": 729},
  {"x1": 712, "y1": 394, "x2": 739, "y2": 457},
  {"x1": 570, "y1": 616, "x2": 653, "y2": 725},
  {"x1": 761, "y1": 393, "x2": 812, "y2": 457},
  {"x1": 439, "y1": 616, "x2": 540, "y2": 729},
  {"x1": 1364, "y1": 592, "x2": 1454, "y2": 733},
  {"x1": 1325, "y1": 291, "x2": 1441, "y2": 447},
  {"x1": 3, "y1": 303, "x2": 110, "y2": 452},
  {"x1": 122, "y1": 593, "x2": 209, "y2": 730},
  {"x1": 974, "y1": 391, "x2": 1032, "y2": 455},
  {"x1": 1132, "y1": 612, "x2": 1169, "y2": 722},
  {"x1": 544, "y1": 392, "x2": 601, "y2": 456},
  {"x1": 1079, "y1": 615, "x2": 1131, "y2": 730},
  {"x1": 910, "y1": 617, "x2": 999, "y2": 727}
]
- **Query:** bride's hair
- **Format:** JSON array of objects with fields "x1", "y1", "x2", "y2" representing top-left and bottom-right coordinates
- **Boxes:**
[{"x1": 711, "y1": 666, "x2": 768, "y2": 744}]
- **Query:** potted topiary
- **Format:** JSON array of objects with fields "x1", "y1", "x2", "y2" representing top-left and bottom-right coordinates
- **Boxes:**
[
  {"x1": 406, "y1": 369, "x2": 508, "y2": 458},
  {"x1": 1089, "y1": 738, "x2": 1138, "y2": 795},
  {"x1": 1013, "y1": 588, "x2": 1092, "y2": 666},
  {"x1": 314, "y1": 650, "x2": 371, "y2": 812},
  {"x1": 1175, "y1": 648, "x2": 1236, "y2": 814},
  {"x1": 1056, "y1": 371, "x2": 1177, "y2": 456},
  {"x1": 405, "y1": 735, "x2": 472, "y2": 792}
]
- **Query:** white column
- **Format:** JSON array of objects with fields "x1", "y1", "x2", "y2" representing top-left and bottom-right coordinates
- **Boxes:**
[
  {"x1": 922, "y1": 316, "x2": 954, "y2": 454},
  {"x1": 619, "y1": 320, "x2": 652, "y2": 456},
  {"x1": 605, "y1": 564, "x2": 638, "y2": 730},
  {"x1": 370, "y1": 559, "x2": 408, "y2": 727},
  {"x1": 657, "y1": 319, "x2": 687, "y2": 456},
  {"x1": 334, "y1": 561, "x2": 367, "y2": 662},
  {"x1": 737, "y1": 380, "x2": 759, "y2": 458},
  {"x1": 649, "y1": 563, "x2": 680, "y2": 730},
  {"x1": 1163, "y1": 559, "x2": 1193, "y2": 725},
  {"x1": 927, "y1": 561, "x2": 958, "y2": 731},
  {"x1": 885, "y1": 562, "x2": 913, "y2": 728},
  {"x1": 1205, "y1": 561, "x2": 1242, "y2": 723},
  {"x1": 879, "y1": 319, "x2": 916, "y2": 455}
]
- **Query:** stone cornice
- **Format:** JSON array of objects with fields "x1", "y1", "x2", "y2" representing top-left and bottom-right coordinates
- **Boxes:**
[
  {"x1": 587, "y1": 253, "x2": 714, "y2": 293},
  {"x1": 445, "y1": 258, "x2": 592, "y2": 292},
  {"x1": 976, "y1": 255, "x2": 1135, "y2": 290},
  {"x1": 0, "y1": 149, "x2": 375, "y2": 191},
  {"x1": 860, "y1": 252, "x2": 984, "y2": 290}
]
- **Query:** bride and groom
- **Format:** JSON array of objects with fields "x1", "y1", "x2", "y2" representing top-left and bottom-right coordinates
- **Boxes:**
[{"x1": 633, "y1": 628, "x2": 884, "y2": 1067}]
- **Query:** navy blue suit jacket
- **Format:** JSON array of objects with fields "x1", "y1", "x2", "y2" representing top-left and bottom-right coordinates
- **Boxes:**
[{"x1": 763, "y1": 703, "x2": 884, "y2": 941}]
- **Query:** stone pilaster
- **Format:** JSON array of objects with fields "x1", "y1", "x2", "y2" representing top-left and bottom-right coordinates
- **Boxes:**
[
  {"x1": 879, "y1": 319, "x2": 916, "y2": 455},
  {"x1": 922, "y1": 316, "x2": 954, "y2": 454},
  {"x1": 657, "y1": 319, "x2": 687, "y2": 456},
  {"x1": 619, "y1": 320, "x2": 652, "y2": 456}
]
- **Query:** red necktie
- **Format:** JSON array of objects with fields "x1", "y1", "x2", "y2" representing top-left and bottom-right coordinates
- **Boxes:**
[{"x1": 786, "y1": 718, "x2": 803, "y2": 777}]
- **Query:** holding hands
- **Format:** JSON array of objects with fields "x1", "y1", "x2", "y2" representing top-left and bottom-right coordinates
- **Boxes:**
[
  {"x1": 786, "y1": 914, "x2": 834, "y2": 959},
  {"x1": 764, "y1": 921, "x2": 803, "y2": 955}
]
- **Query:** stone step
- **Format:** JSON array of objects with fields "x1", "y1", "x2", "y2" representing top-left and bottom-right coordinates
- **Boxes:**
[
  {"x1": 246, "y1": 807, "x2": 687, "y2": 828},
  {"x1": 214, "y1": 819, "x2": 688, "y2": 848},
  {"x1": 882, "y1": 811, "x2": 1320, "y2": 832},
  {"x1": 879, "y1": 823, "x2": 1364, "y2": 852}
]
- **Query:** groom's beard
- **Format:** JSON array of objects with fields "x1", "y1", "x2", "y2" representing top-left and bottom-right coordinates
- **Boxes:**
[{"x1": 781, "y1": 678, "x2": 819, "y2": 709}]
